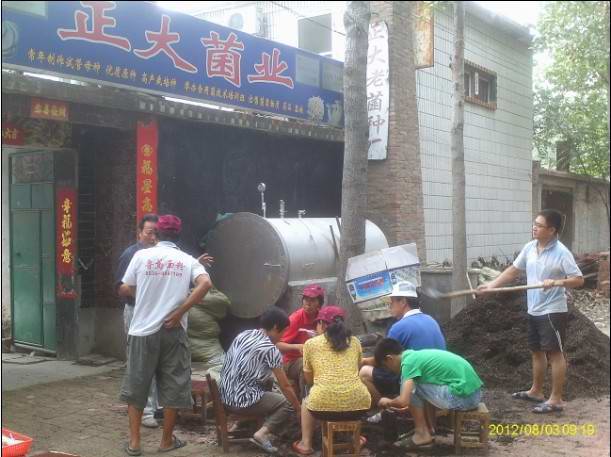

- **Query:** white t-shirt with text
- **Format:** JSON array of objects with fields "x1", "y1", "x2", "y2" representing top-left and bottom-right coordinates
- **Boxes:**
[{"x1": 122, "y1": 241, "x2": 207, "y2": 336}]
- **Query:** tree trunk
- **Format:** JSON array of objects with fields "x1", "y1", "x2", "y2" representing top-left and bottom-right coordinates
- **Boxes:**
[
  {"x1": 336, "y1": 1, "x2": 370, "y2": 333},
  {"x1": 451, "y1": 1, "x2": 468, "y2": 316}
]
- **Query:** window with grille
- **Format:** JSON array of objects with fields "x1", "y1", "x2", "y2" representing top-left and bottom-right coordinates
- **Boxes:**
[{"x1": 464, "y1": 61, "x2": 497, "y2": 110}]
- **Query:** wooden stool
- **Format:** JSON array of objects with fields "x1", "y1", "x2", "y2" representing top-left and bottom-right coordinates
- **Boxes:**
[
  {"x1": 206, "y1": 374, "x2": 264, "y2": 453},
  {"x1": 321, "y1": 420, "x2": 362, "y2": 457},
  {"x1": 451, "y1": 402, "x2": 490, "y2": 453},
  {"x1": 191, "y1": 379, "x2": 210, "y2": 423}
]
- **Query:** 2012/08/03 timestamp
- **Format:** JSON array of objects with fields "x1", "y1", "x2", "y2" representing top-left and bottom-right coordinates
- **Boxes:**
[{"x1": 489, "y1": 423, "x2": 597, "y2": 437}]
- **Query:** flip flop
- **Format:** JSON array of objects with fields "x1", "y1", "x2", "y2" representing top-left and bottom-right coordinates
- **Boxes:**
[
  {"x1": 249, "y1": 437, "x2": 278, "y2": 454},
  {"x1": 292, "y1": 440, "x2": 314, "y2": 455},
  {"x1": 512, "y1": 391, "x2": 545, "y2": 403},
  {"x1": 124, "y1": 443, "x2": 142, "y2": 456},
  {"x1": 532, "y1": 403, "x2": 564, "y2": 414},
  {"x1": 399, "y1": 436, "x2": 434, "y2": 451},
  {"x1": 158, "y1": 435, "x2": 187, "y2": 453}
]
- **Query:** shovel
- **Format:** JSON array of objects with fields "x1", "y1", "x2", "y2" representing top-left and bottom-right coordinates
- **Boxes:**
[{"x1": 422, "y1": 283, "x2": 545, "y2": 300}]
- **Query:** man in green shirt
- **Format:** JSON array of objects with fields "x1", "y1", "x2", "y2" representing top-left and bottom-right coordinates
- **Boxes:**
[{"x1": 375, "y1": 338, "x2": 483, "y2": 450}]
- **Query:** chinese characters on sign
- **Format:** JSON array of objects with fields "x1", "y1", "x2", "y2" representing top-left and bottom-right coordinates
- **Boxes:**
[
  {"x1": 56, "y1": 187, "x2": 77, "y2": 299},
  {"x1": 3, "y1": 1, "x2": 343, "y2": 125},
  {"x1": 367, "y1": 22, "x2": 389, "y2": 160},
  {"x1": 1, "y1": 122, "x2": 24, "y2": 145},
  {"x1": 30, "y1": 98, "x2": 69, "y2": 121},
  {"x1": 136, "y1": 120, "x2": 158, "y2": 224}
]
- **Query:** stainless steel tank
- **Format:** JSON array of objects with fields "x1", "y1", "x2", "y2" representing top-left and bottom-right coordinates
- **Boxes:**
[{"x1": 206, "y1": 212, "x2": 388, "y2": 318}]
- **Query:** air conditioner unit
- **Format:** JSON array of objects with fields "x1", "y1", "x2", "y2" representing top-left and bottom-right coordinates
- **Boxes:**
[{"x1": 223, "y1": 5, "x2": 258, "y2": 35}]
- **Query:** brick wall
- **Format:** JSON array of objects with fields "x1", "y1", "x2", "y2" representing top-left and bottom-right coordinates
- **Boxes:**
[{"x1": 367, "y1": 1, "x2": 427, "y2": 259}]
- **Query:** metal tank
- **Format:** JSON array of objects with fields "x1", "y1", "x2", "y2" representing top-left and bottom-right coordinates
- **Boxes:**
[{"x1": 206, "y1": 212, "x2": 388, "y2": 318}]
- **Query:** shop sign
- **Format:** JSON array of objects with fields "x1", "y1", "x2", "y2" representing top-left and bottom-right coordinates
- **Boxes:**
[
  {"x1": 367, "y1": 22, "x2": 389, "y2": 160},
  {"x1": 30, "y1": 98, "x2": 69, "y2": 121},
  {"x1": 3, "y1": 1, "x2": 344, "y2": 126}
]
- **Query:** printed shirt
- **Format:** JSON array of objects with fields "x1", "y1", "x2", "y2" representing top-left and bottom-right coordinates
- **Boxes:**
[
  {"x1": 513, "y1": 239, "x2": 582, "y2": 316},
  {"x1": 400, "y1": 349, "x2": 483, "y2": 397},
  {"x1": 303, "y1": 335, "x2": 371, "y2": 412},
  {"x1": 387, "y1": 309, "x2": 447, "y2": 351},
  {"x1": 122, "y1": 241, "x2": 207, "y2": 336},
  {"x1": 279, "y1": 308, "x2": 317, "y2": 364},
  {"x1": 220, "y1": 329, "x2": 284, "y2": 408}
]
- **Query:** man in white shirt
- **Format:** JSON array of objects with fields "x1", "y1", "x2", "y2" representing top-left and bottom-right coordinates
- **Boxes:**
[{"x1": 119, "y1": 215, "x2": 212, "y2": 455}]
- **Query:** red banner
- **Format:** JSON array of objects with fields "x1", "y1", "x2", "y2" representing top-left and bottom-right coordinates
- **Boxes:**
[
  {"x1": 136, "y1": 119, "x2": 158, "y2": 224},
  {"x1": 1, "y1": 122, "x2": 24, "y2": 145},
  {"x1": 31, "y1": 98, "x2": 69, "y2": 121},
  {"x1": 56, "y1": 187, "x2": 78, "y2": 299}
]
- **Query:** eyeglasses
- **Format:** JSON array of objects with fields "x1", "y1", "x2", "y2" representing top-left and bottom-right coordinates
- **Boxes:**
[{"x1": 532, "y1": 222, "x2": 549, "y2": 229}]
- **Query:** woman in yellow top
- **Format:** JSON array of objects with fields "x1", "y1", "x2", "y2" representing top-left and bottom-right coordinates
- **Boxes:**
[{"x1": 292, "y1": 306, "x2": 371, "y2": 455}]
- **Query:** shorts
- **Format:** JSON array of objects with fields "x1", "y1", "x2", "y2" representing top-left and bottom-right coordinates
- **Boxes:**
[
  {"x1": 372, "y1": 367, "x2": 401, "y2": 397},
  {"x1": 410, "y1": 383, "x2": 481, "y2": 411},
  {"x1": 120, "y1": 326, "x2": 193, "y2": 410},
  {"x1": 528, "y1": 313, "x2": 567, "y2": 352}
]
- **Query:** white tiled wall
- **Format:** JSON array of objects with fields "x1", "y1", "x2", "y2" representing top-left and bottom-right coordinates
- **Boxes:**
[{"x1": 418, "y1": 10, "x2": 533, "y2": 263}]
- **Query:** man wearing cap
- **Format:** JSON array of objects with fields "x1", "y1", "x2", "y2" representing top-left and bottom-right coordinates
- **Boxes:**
[
  {"x1": 360, "y1": 282, "x2": 446, "y2": 420},
  {"x1": 277, "y1": 284, "x2": 325, "y2": 399},
  {"x1": 119, "y1": 214, "x2": 213, "y2": 455}
]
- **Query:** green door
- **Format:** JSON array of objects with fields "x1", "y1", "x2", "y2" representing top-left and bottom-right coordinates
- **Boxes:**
[{"x1": 10, "y1": 153, "x2": 56, "y2": 351}]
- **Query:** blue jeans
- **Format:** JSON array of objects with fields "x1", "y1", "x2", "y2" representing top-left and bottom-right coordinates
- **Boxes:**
[{"x1": 409, "y1": 383, "x2": 481, "y2": 410}]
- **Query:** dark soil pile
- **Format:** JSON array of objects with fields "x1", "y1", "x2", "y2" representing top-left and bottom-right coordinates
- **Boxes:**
[{"x1": 443, "y1": 292, "x2": 610, "y2": 399}]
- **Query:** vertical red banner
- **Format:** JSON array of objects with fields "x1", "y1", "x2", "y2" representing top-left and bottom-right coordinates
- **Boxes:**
[
  {"x1": 56, "y1": 187, "x2": 78, "y2": 299},
  {"x1": 136, "y1": 119, "x2": 158, "y2": 223}
]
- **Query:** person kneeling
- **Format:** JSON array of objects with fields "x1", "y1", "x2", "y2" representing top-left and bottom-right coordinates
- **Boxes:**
[
  {"x1": 292, "y1": 306, "x2": 371, "y2": 455},
  {"x1": 219, "y1": 308, "x2": 301, "y2": 455},
  {"x1": 375, "y1": 338, "x2": 483, "y2": 451}
]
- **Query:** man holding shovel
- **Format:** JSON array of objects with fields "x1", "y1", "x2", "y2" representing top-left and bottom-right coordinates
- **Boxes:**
[{"x1": 477, "y1": 209, "x2": 583, "y2": 414}]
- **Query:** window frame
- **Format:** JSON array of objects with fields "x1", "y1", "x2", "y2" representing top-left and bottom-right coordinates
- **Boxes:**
[{"x1": 464, "y1": 61, "x2": 497, "y2": 110}]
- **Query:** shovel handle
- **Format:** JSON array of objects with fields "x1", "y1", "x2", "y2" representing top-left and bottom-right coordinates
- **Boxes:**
[{"x1": 441, "y1": 283, "x2": 546, "y2": 299}]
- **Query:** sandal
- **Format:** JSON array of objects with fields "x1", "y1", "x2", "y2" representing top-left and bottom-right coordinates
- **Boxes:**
[
  {"x1": 401, "y1": 436, "x2": 434, "y2": 451},
  {"x1": 249, "y1": 437, "x2": 278, "y2": 454},
  {"x1": 292, "y1": 440, "x2": 314, "y2": 455},
  {"x1": 532, "y1": 402, "x2": 564, "y2": 414},
  {"x1": 512, "y1": 391, "x2": 544, "y2": 403},
  {"x1": 124, "y1": 443, "x2": 142, "y2": 456},
  {"x1": 158, "y1": 435, "x2": 187, "y2": 453}
]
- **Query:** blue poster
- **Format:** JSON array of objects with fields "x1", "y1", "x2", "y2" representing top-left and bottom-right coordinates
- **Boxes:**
[
  {"x1": 1, "y1": 1, "x2": 344, "y2": 126},
  {"x1": 350, "y1": 271, "x2": 393, "y2": 303}
]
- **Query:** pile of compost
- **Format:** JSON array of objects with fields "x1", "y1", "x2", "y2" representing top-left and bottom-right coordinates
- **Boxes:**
[{"x1": 443, "y1": 292, "x2": 610, "y2": 399}]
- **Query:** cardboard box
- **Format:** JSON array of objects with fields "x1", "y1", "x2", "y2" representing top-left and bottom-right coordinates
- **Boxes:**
[{"x1": 345, "y1": 243, "x2": 420, "y2": 303}]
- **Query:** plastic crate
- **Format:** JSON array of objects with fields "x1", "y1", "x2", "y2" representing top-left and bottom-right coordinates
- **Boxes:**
[{"x1": 2, "y1": 428, "x2": 33, "y2": 457}]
